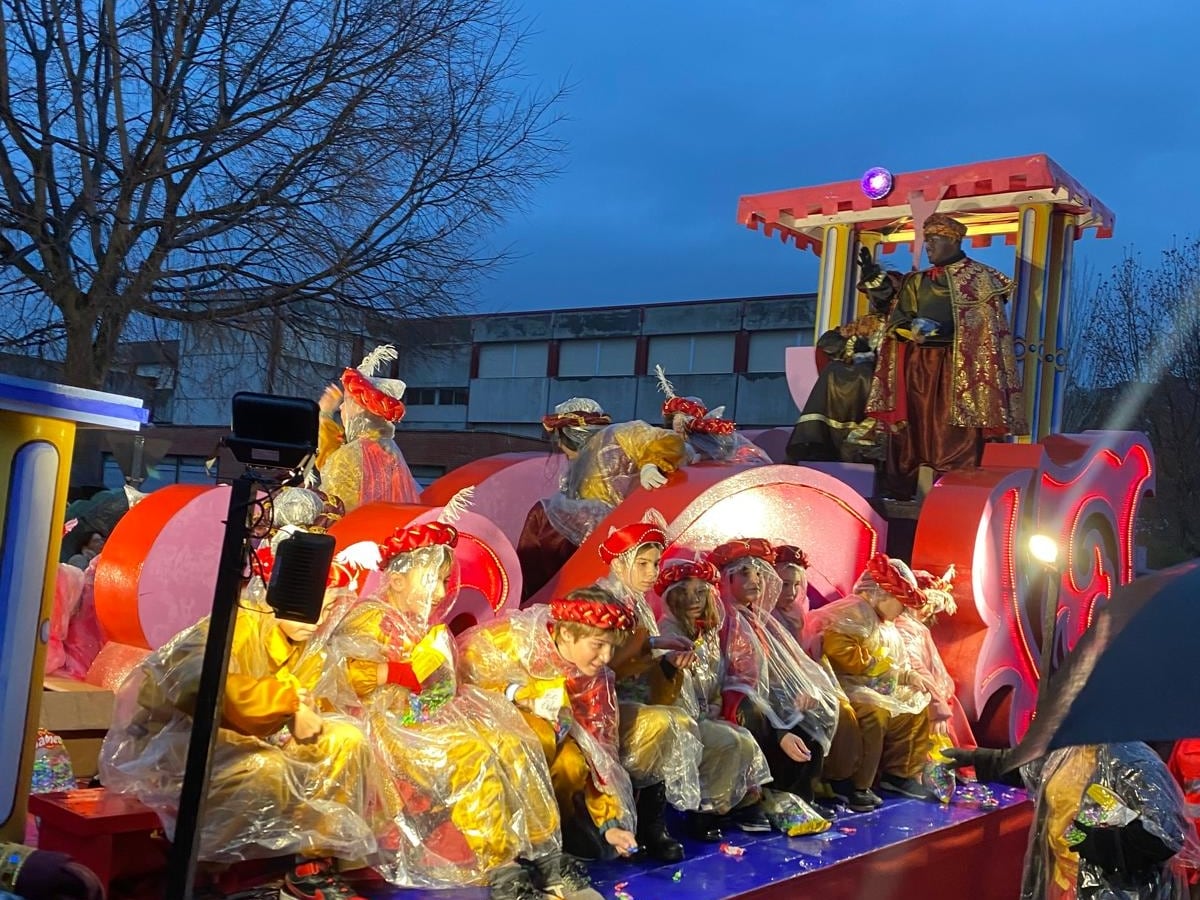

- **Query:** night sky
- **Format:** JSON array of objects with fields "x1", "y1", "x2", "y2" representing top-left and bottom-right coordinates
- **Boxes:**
[{"x1": 476, "y1": 0, "x2": 1199, "y2": 312}]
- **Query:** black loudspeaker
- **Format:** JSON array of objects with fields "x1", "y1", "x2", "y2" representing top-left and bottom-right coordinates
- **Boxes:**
[
  {"x1": 266, "y1": 531, "x2": 337, "y2": 623},
  {"x1": 226, "y1": 392, "x2": 319, "y2": 470}
]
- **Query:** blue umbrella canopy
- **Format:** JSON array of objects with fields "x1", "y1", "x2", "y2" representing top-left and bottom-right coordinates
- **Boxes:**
[{"x1": 1011, "y1": 559, "x2": 1200, "y2": 768}]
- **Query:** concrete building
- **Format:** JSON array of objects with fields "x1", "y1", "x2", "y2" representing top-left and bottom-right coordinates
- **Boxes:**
[{"x1": 69, "y1": 291, "x2": 817, "y2": 491}]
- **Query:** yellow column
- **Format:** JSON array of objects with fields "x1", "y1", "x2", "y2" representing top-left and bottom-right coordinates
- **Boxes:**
[
  {"x1": 814, "y1": 223, "x2": 855, "y2": 340},
  {"x1": 1044, "y1": 213, "x2": 1076, "y2": 436},
  {"x1": 1011, "y1": 203, "x2": 1054, "y2": 441},
  {"x1": 0, "y1": 413, "x2": 76, "y2": 841}
]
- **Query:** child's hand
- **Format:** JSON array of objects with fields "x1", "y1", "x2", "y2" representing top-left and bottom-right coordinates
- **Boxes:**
[
  {"x1": 605, "y1": 827, "x2": 639, "y2": 856},
  {"x1": 291, "y1": 703, "x2": 324, "y2": 743},
  {"x1": 779, "y1": 732, "x2": 812, "y2": 763},
  {"x1": 651, "y1": 635, "x2": 694, "y2": 653},
  {"x1": 663, "y1": 649, "x2": 696, "y2": 669},
  {"x1": 319, "y1": 384, "x2": 343, "y2": 416}
]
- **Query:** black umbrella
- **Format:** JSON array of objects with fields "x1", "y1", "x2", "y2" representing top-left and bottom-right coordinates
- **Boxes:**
[{"x1": 1010, "y1": 559, "x2": 1200, "y2": 768}]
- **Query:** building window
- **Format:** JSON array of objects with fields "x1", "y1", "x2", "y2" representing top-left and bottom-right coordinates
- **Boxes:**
[
  {"x1": 406, "y1": 387, "x2": 468, "y2": 406},
  {"x1": 406, "y1": 387, "x2": 438, "y2": 405},
  {"x1": 477, "y1": 342, "x2": 547, "y2": 378},
  {"x1": 747, "y1": 330, "x2": 806, "y2": 373},
  {"x1": 647, "y1": 333, "x2": 734, "y2": 375},
  {"x1": 558, "y1": 338, "x2": 637, "y2": 377}
]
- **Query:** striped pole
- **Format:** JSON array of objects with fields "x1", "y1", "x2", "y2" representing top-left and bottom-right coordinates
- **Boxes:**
[
  {"x1": 1012, "y1": 203, "x2": 1053, "y2": 441},
  {"x1": 814, "y1": 223, "x2": 856, "y2": 340},
  {"x1": 1043, "y1": 213, "x2": 1075, "y2": 436}
]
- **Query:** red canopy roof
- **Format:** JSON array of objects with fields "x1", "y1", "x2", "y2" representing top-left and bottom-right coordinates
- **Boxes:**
[{"x1": 737, "y1": 154, "x2": 1114, "y2": 255}]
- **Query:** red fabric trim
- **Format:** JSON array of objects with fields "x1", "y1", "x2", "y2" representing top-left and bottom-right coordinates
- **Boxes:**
[
  {"x1": 341, "y1": 368, "x2": 407, "y2": 422},
  {"x1": 654, "y1": 558, "x2": 719, "y2": 596},
  {"x1": 598, "y1": 523, "x2": 666, "y2": 563},
  {"x1": 386, "y1": 660, "x2": 423, "y2": 692},
  {"x1": 710, "y1": 538, "x2": 776, "y2": 570},
  {"x1": 378, "y1": 522, "x2": 458, "y2": 568}
]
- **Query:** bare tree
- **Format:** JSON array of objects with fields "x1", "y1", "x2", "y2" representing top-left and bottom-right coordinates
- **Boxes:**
[
  {"x1": 1063, "y1": 239, "x2": 1200, "y2": 565},
  {"x1": 0, "y1": 0, "x2": 562, "y2": 387}
]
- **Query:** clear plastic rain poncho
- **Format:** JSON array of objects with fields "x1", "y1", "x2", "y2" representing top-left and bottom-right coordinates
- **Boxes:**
[
  {"x1": 802, "y1": 565, "x2": 932, "y2": 718},
  {"x1": 1020, "y1": 742, "x2": 1198, "y2": 900},
  {"x1": 305, "y1": 538, "x2": 560, "y2": 887},
  {"x1": 893, "y1": 612, "x2": 956, "y2": 725},
  {"x1": 600, "y1": 554, "x2": 704, "y2": 812},
  {"x1": 456, "y1": 603, "x2": 636, "y2": 830},
  {"x1": 319, "y1": 406, "x2": 421, "y2": 512},
  {"x1": 685, "y1": 425, "x2": 772, "y2": 467},
  {"x1": 656, "y1": 566, "x2": 773, "y2": 814},
  {"x1": 99, "y1": 581, "x2": 376, "y2": 863},
  {"x1": 717, "y1": 554, "x2": 840, "y2": 752},
  {"x1": 544, "y1": 421, "x2": 687, "y2": 545}
]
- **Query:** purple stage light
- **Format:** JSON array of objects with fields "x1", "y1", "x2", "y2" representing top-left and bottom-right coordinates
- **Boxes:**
[{"x1": 860, "y1": 167, "x2": 894, "y2": 201}]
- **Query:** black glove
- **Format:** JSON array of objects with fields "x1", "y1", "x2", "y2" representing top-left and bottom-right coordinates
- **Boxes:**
[
  {"x1": 942, "y1": 747, "x2": 1022, "y2": 785},
  {"x1": 858, "y1": 246, "x2": 882, "y2": 283},
  {"x1": 1073, "y1": 819, "x2": 1177, "y2": 876}
]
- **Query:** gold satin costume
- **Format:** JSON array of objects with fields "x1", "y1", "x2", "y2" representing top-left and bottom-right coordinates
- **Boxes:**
[
  {"x1": 822, "y1": 627, "x2": 930, "y2": 782},
  {"x1": 99, "y1": 604, "x2": 374, "y2": 863},
  {"x1": 320, "y1": 599, "x2": 560, "y2": 886},
  {"x1": 457, "y1": 606, "x2": 637, "y2": 835}
]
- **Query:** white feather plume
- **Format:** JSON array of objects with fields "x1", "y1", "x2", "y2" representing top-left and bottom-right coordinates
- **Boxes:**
[
  {"x1": 357, "y1": 344, "x2": 398, "y2": 376},
  {"x1": 653, "y1": 364, "x2": 676, "y2": 398},
  {"x1": 335, "y1": 540, "x2": 382, "y2": 571},
  {"x1": 641, "y1": 507, "x2": 668, "y2": 530},
  {"x1": 438, "y1": 486, "x2": 476, "y2": 525}
]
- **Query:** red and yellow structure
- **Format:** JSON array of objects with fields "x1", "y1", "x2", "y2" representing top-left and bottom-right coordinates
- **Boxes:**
[{"x1": 736, "y1": 154, "x2": 1114, "y2": 439}]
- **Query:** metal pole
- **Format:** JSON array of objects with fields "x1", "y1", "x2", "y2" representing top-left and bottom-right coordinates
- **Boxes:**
[
  {"x1": 164, "y1": 473, "x2": 255, "y2": 899},
  {"x1": 1039, "y1": 565, "x2": 1061, "y2": 685}
]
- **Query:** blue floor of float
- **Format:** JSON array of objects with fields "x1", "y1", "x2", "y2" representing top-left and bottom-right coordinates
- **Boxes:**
[{"x1": 363, "y1": 785, "x2": 1028, "y2": 900}]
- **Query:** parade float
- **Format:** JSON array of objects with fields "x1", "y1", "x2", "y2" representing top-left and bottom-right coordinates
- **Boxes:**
[{"x1": 13, "y1": 154, "x2": 1160, "y2": 900}]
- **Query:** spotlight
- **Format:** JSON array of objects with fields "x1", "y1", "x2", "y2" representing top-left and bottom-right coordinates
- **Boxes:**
[
  {"x1": 225, "y1": 392, "x2": 319, "y2": 471},
  {"x1": 1028, "y1": 534, "x2": 1059, "y2": 567},
  {"x1": 860, "y1": 167, "x2": 894, "y2": 201}
]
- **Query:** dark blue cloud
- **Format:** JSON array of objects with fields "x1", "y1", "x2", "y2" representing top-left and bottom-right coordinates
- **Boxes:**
[{"x1": 478, "y1": 0, "x2": 1200, "y2": 311}]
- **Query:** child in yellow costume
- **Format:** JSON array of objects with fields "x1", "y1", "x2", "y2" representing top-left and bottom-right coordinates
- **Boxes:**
[
  {"x1": 458, "y1": 586, "x2": 640, "y2": 867},
  {"x1": 308, "y1": 522, "x2": 565, "y2": 900},
  {"x1": 654, "y1": 365, "x2": 772, "y2": 466},
  {"x1": 100, "y1": 564, "x2": 374, "y2": 900},
  {"x1": 517, "y1": 398, "x2": 687, "y2": 599},
  {"x1": 803, "y1": 553, "x2": 934, "y2": 806},
  {"x1": 316, "y1": 344, "x2": 421, "y2": 512},
  {"x1": 893, "y1": 566, "x2": 977, "y2": 758},
  {"x1": 654, "y1": 555, "x2": 773, "y2": 836}
]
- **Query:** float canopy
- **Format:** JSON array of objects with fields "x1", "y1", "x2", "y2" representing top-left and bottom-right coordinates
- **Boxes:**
[{"x1": 737, "y1": 153, "x2": 1114, "y2": 255}]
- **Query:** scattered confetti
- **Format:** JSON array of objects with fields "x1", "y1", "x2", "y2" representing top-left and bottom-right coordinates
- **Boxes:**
[
  {"x1": 719, "y1": 842, "x2": 745, "y2": 857},
  {"x1": 837, "y1": 826, "x2": 857, "y2": 834},
  {"x1": 672, "y1": 871, "x2": 682, "y2": 882},
  {"x1": 614, "y1": 882, "x2": 628, "y2": 892},
  {"x1": 616, "y1": 892, "x2": 634, "y2": 900}
]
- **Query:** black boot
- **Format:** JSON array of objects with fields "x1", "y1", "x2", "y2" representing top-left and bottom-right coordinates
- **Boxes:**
[
  {"x1": 635, "y1": 783, "x2": 685, "y2": 862},
  {"x1": 684, "y1": 811, "x2": 724, "y2": 842}
]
